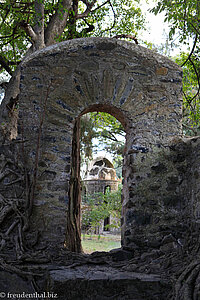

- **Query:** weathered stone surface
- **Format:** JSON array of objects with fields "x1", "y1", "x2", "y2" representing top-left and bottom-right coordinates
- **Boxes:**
[
  {"x1": 7, "y1": 37, "x2": 183, "y2": 249},
  {"x1": 156, "y1": 67, "x2": 168, "y2": 75},
  {"x1": 0, "y1": 271, "x2": 34, "y2": 294},
  {"x1": 48, "y1": 266, "x2": 170, "y2": 300}
]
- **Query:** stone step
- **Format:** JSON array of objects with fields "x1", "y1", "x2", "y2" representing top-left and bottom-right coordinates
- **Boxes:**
[{"x1": 48, "y1": 266, "x2": 170, "y2": 300}]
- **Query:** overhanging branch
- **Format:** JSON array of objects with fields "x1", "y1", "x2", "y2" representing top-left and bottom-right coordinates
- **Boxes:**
[
  {"x1": 0, "y1": 55, "x2": 13, "y2": 75},
  {"x1": 190, "y1": 22, "x2": 200, "y2": 36},
  {"x1": 20, "y1": 20, "x2": 37, "y2": 43},
  {"x1": 181, "y1": 34, "x2": 198, "y2": 67},
  {"x1": 77, "y1": 0, "x2": 97, "y2": 19},
  {"x1": 188, "y1": 57, "x2": 200, "y2": 102},
  {"x1": 90, "y1": 0, "x2": 109, "y2": 14},
  {"x1": 112, "y1": 34, "x2": 139, "y2": 44}
]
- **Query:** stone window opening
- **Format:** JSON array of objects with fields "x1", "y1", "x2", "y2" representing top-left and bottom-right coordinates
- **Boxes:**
[
  {"x1": 66, "y1": 105, "x2": 127, "y2": 253},
  {"x1": 104, "y1": 185, "x2": 111, "y2": 194}
]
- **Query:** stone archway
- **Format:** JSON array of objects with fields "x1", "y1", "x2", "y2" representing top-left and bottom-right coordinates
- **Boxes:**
[{"x1": 16, "y1": 37, "x2": 182, "y2": 252}]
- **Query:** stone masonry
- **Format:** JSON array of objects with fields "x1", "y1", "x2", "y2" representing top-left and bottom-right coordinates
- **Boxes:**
[
  {"x1": 82, "y1": 157, "x2": 119, "y2": 195},
  {"x1": 0, "y1": 37, "x2": 200, "y2": 257}
]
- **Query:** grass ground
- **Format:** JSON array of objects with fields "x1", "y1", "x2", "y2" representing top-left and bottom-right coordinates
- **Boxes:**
[{"x1": 81, "y1": 233, "x2": 121, "y2": 254}]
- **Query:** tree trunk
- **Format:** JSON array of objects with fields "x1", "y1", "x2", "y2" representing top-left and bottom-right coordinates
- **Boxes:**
[
  {"x1": 0, "y1": 0, "x2": 73, "y2": 136},
  {"x1": 65, "y1": 118, "x2": 83, "y2": 253},
  {"x1": 34, "y1": 0, "x2": 45, "y2": 50},
  {"x1": 45, "y1": 0, "x2": 72, "y2": 46}
]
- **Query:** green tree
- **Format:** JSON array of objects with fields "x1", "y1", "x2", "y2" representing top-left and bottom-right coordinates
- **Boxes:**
[
  {"x1": 81, "y1": 185, "x2": 122, "y2": 235},
  {"x1": 0, "y1": 0, "x2": 145, "y2": 78},
  {"x1": 0, "y1": 0, "x2": 146, "y2": 140},
  {"x1": 82, "y1": 194, "x2": 106, "y2": 235},
  {"x1": 90, "y1": 112, "x2": 125, "y2": 155},
  {"x1": 151, "y1": 0, "x2": 200, "y2": 134},
  {"x1": 80, "y1": 112, "x2": 125, "y2": 172},
  {"x1": 174, "y1": 52, "x2": 200, "y2": 135}
]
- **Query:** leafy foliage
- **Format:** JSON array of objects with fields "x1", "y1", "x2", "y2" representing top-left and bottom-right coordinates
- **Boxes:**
[
  {"x1": 80, "y1": 112, "x2": 125, "y2": 161},
  {"x1": 87, "y1": 0, "x2": 145, "y2": 38},
  {"x1": 80, "y1": 112, "x2": 125, "y2": 179},
  {"x1": 0, "y1": 0, "x2": 145, "y2": 76},
  {"x1": 80, "y1": 114, "x2": 96, "y2": 160},
  {"x1": 0, "y1": 1, "x2": 31, "y2": 73},
  {"x1": 151, "y1": 0, "x2": 199, "y2": 43},
  {"x1": 174, "y1": 52, "x2": 200, "y2": 135},
  {"x1": 81, "y1": 185, "x2": 122, "y2": 235},
  {"x1": 151, "y1": 0, "x2": 200, "y2": 134},
  {"x1": 1, "y1": 0, "x2": 199, "y2": 135}
]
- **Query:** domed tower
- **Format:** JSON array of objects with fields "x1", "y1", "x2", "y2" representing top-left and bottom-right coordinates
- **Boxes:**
[
  {"x1": 82, "y1": 157, "x2": 119, "y2": 196},
  {"x1": 81, "y1": 157, "x2": 120, "y2": 232}
]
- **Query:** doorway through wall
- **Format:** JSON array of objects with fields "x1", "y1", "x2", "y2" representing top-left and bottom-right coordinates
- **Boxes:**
[{"x1": 66, "y1": 106, "x2": 126, "y2": 254}]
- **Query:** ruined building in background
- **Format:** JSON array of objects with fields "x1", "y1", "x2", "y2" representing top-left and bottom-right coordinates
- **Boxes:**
[
  {"x1": 82, "y1": 157, "x2": 119, "y2": 195},
  {"x1": 81, "y1": 157, "x2": 120, "y2": 233}
]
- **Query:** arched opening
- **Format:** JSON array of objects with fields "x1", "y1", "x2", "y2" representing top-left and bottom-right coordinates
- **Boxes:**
[
  {"x1": 104, "y1": 186, "x2": 111, "y2": 194},
  {"x1": 66, "y1": 104, "x2": 127, "y2": 253}
]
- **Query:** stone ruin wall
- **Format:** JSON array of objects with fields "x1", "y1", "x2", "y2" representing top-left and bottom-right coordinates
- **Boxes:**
[
  {"x1": 83, "y1": 179, "x2": 118, "y2": 195},
  {"x1": 82, "y1": 157, "x2": 119, "y2": 195},
  {"x1": 0, "y1": 37, "x2": 200, "y2": 256}
]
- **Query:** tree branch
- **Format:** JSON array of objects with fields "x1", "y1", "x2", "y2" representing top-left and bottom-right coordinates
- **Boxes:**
[
  {"x1": 181, "y1": 34, "x2": 198, "y2": 67},
  {"x1": 19, "y1": 20, "x2": 37, "y2": 43},
  {"x1": 182, "y1": 123, "x2": 198, "y2": 134},
  {"x1": 188, "y1": 57, "x2": 200, "y2": 102},
  {"x1": 45, "y1": 0, "x2": 72, "y2": 46},
  {"x1": 0, "y1": 34, "x2": 21, "y2": 48},
  {"x1": 90, "y1": 0, "x2": 109, "y2": 14},
  {"x1": 78, "y1": 24, "x2": 95, "y2": 36},
  {"x1": 19, "y1": 1, "x2": 45, "y2": 50},
  {"x1": 101, "y1": 132, "x2": 118, "y2": 142},
  {"x1": 0, "y1": 82, "x2": 9, "y2": 90},
  {"x1": 112, "y1": 34, "x2": 139, "y2": 44},
  {"x1": 0, "y1": 6, "x2": 11, "y2": 30},
  {"x1": 33, "y1": 0, "x2": 45, "y2": 49},
  {"x1": 190, "y1": 22, "x2": 200, "y2": 35},
  {"x1": 0, "y1": 55, "x2": 13, "y2": 75},
  {"x1": 97, "y1": 0, "x2": 116, "y2": 34},
  {"x1": 0, "y1": 33, "x2": 18, "y2": 39},
  {"x1": 77, "y1": 0, "x2": 97, "y2": 19}
]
